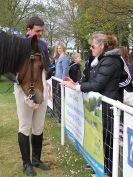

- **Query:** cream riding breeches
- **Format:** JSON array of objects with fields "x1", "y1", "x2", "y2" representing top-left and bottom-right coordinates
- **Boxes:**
[{"x1": 14, "y1": 70, "x2": 48, "y2": 136}]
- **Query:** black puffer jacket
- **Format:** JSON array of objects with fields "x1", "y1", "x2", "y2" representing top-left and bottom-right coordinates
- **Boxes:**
[
  {"x1": 80, "y1": 50, "x2": 130, "y2": 101},
  {"x1": 69, "y1": 61, "x2": 81, "y2": 82}
]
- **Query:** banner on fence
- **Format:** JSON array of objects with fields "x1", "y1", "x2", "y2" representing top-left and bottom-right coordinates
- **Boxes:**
[
  {"x1": 124, "y1": 90, "x2": 133, "y2": 107},
  {"x1": 123, "y1": 112, "x2": 133, "y2": 177},
  {"x1": 65, "y1": 88, "x2": 84, "y2": 145},
  {"x1": 47, "y1": 79, "x2": 53, "y2": 110},
  {"x1": 65, "y1": 89, "x2": 104, "y2": 177}
]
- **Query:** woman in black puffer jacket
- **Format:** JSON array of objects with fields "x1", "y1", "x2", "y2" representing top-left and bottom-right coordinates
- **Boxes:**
[{"x1": 62, "y1": 32, "x2": 131, "y2": 177}]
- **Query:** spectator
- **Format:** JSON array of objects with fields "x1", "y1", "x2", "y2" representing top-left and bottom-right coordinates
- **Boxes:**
[
  {"x1": 69, "y1": 53, "x2": 82, "y2": 82},
  {"x1": 128, "y1": 62, "x2": 133, "y2": 87},
  {"x1": 118, "y1": 46, "x2": 133, "y2": 91},
  {"x1": 54, "y1": 42, "x2": 70, "y2": 79},
  {"x1": 52, "y1": 42, "x2": 70, "y2": 122},
  {"x1": 62, "y1": 32, "x2": 131, "y2": 177}
]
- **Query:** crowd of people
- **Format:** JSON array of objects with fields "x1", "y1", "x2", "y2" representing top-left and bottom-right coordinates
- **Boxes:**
[{"x1": 5, "y1": 15, "x2": 133, "y2": 177}]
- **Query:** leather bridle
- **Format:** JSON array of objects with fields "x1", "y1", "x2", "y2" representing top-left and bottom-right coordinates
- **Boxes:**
[
  {"x1": 17, "y1": 50, "x2": 44, "y2": 102},
  {"x1": 27, "y1": 52, "x2": 36, "y2": 100},
  {"x1": 27, "y1": 51, "x2": 44, "y2": 100}
]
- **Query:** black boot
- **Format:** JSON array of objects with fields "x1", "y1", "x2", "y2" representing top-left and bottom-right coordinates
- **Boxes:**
[
  {"x1": 31, "y1": 133, "x2": 50, "y2": 170},
  {"x1": 18, "y1": 133, "x2": 37, "y2": 176}
]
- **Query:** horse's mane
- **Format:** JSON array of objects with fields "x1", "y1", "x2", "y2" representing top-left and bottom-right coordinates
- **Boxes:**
[{"x1": 0, "y1": 31, "x2": 32, "y2": 74}]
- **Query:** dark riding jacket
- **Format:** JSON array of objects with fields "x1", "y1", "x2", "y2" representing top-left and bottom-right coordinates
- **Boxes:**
[{"x1": 38, "y1": 39, "x2": 53, "y2": 80}]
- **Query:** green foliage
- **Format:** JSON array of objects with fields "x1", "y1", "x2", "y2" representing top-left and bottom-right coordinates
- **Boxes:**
[
  {"x1": 0, "y1": 0, "x2": 45, "y2": 30},
  {"x1": 88, "y1": 98, "x2": 97, "y2": 112},
  {"x1": 84, "y1": 97, "x2": 101, "y2": 113},
  {"x1": 71, "y1": 0, "x2": 133, "y2": 51},
  {"x1": 0, "y1": 0, "x2": 133, "y2": 56}
]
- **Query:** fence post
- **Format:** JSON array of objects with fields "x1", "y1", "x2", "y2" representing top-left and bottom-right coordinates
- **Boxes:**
[
  {"x1": 112, "y1": 106, "x2": 120, "y2": 177},
  {"x1": 61, "y1": 84, "x2": 65, "y2": 145}
]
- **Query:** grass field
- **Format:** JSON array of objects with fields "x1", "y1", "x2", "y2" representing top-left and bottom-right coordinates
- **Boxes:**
[{"x1": 0, "y1": 77, "x2": 92, "y2": 177}]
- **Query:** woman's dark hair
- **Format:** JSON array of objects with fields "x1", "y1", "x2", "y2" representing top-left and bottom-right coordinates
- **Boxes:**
[
  {"x1": 119, "y1": 46, "x2": 129, "y2": 63},
  {"x1": 107, "y1": 34, "x2": 118, "y2": 50}
]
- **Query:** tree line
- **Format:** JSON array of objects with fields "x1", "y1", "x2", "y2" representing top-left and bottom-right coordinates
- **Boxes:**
[{"x1": 0, "y1": 0, "x2": 133, "y2": 59}]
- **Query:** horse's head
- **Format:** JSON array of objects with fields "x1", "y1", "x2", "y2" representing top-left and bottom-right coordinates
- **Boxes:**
[
  {"x1": 0, "y1": 32, "x2": 47, "y2": 104},
  {"x1": 17, "y1": 35, "x2": 46, "y2": 104}
]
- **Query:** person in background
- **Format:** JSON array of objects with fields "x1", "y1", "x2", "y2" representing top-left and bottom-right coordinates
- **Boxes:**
[
  {"x1": 62, "y1": 32, "x2": 131, "y2": 177},
  {"x1": 54, "y1": 42, "x2": 70, "y2": 79},
  {"x1": 69, "y1": 53, "x2": 82, "y2": 82},
  {"x1": 128, "y1": 61, "x2": 133, "y2": 89},
  {"x1": 14, "y1": 16, "x2": 51, "y2": 177},
  {"x1": 52, "y1": 42, "x2": 70, "y2": 122},
  {"x1": 118, "y1": 46, "x2": 133, "y2": 91}
]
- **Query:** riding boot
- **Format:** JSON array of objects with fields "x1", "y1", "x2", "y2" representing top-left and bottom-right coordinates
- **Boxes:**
[
  {"x1": 31, "y1": 133, "x2": 50, "y2": 170},
  {"x1": 18, "y1": 132, "x2": 37, "y2": 176}
]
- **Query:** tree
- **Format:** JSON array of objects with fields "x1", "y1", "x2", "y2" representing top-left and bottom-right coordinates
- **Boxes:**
[
  {"x1": 0, "y1": 0, "x2": 44, "y2": 32},
  {"x1": 40, "y1": 0, "x2": 80, "y2": 48},
  {"x1": 71, "y1": 0, "x2": 133, "y2": 54}
]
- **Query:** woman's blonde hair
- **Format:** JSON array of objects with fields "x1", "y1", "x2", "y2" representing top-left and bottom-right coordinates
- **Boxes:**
[
  {"x1": 89, "y1": 32, "x2": 108, "y2": 48},
  {"x1": 53, "y1": 42, "x2": 66, "y2": 59},
  {"x1": 71, "y1": 53, "x2": 81, "y2": 60},
  {"x1": 89, "y1": 31, "x2": 118, "y2": 50}
]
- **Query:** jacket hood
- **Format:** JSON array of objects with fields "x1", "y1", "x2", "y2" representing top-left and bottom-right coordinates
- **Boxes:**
[
  {"x1": 103, "y1": 48, "x2": 131, "y2": 88},
  {"x1": 103, "y1": 48, "x2": 121, "y2": 57},
  {"x1": 101, "y1": 48, "x2": 131, "y2": 88}
]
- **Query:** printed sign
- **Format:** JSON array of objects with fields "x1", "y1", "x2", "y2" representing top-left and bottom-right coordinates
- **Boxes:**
[
  {"x1": 83, "y1": 92, "x2": 104, "y2": 177},
  {"x1": 65, "y1": 89, "x2": 104, "y2": 177},
  {"x1": 47, "y1": 78, "x2": 53, "y2": 110},
  {"x1": 123, "y1": 112, "x2": 133, "y2": 177},
  {"x1": 65, "y1": 87, "x2": 84, "y2": 145}
]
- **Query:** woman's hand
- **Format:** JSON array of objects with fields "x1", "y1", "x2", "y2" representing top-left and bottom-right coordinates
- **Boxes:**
[
  {"x1": 63, "y1": 76, "x2": 73, "y2": 82},
  {"x1": 61, "y1": 80, "x2": 78, "y2": 90}
]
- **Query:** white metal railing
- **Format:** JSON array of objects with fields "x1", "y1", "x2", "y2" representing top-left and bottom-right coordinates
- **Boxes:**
[
  {"x1": 51, "y1": 76, "x2": 65, "y2": 145},
  {"x1": 102, "y1": 96, "x2": 133, "y2": 177},
  {"x1": 50, "y1": 76, "x2": 133, "y2": 177}
]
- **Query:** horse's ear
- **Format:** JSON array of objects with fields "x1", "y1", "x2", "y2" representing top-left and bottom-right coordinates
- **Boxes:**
[{"x1": 31, "y1": 35, "x2": 39, "y2": 52}]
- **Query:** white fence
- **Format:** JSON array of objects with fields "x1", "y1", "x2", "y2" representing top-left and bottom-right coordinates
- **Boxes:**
[{"x1": 47, "y1": 76, "x2": 133, "y2": 177}]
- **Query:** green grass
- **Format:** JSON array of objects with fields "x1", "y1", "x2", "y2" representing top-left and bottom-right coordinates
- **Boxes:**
[{"x1": 0, "y1": 78, "x2": 92, "y2": 177}]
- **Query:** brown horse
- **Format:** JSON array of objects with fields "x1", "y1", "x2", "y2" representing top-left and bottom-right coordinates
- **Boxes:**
[{"x1": 0, "y1": 31, "x2": 48, "y2": 104}]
